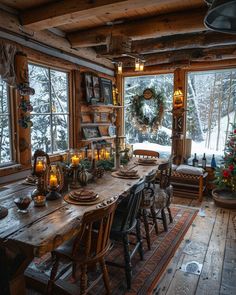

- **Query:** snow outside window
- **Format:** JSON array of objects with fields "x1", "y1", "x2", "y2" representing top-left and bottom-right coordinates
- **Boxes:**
[
  {"x1": 0, "y1": 77, "x2": 12, "y2": 164},
  {"x1": 29, "y1": 64, "x2": 69, "y2": 155},
  {"x1": 124, "y1": 74, "x2": 173, "y2": 158},
  {"x1": 187, "y1": 69, "x2": 236, "y2": 165}
]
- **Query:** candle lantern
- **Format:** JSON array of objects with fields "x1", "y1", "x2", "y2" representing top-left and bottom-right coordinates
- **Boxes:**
[
  {"x1": 46, "y1": 164, "x2": 63, "y2": 200},
  {"x1": 31, "y1": 150, "x2": 50, "y2": 198},
  {"x1": 173, "y1": 88, "x2": 184, "y2": 109}
]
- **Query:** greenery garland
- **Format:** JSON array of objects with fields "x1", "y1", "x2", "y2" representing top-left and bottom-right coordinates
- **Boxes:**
[{"x1": 129, "y1": 88, "x2": 166, "y2": 133}]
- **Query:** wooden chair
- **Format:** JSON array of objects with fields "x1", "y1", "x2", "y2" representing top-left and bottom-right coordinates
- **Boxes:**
[
  {"x1": 140, "y1": 170, "x2": 158, "y2": 250},
  {"x1": 46, "y1": 197, "x2": 118, "y2": 295},
  {"x1": 154, "y1": 161, "x2": 173, "y2": 232},
  {"x1": 133, "y1": 149, "x2": 160, "y2": 158},
  {"x1": 108, "y1": 179, "x2": 145, "y2": 290}
]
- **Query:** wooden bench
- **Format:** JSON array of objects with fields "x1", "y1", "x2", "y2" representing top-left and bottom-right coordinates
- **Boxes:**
[{"x1": 170, "y1": 170, "x2": 208, "y2": 202}]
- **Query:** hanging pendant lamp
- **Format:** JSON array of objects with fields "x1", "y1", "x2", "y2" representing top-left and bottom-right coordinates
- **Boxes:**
[{"x1": 204, "y1": 0, "x2": 236, "y2": 34}]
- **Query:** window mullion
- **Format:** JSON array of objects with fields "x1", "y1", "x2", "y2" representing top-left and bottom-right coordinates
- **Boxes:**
[{"x1": 48, "y1": 68, "x2": 54, "y2": 154}]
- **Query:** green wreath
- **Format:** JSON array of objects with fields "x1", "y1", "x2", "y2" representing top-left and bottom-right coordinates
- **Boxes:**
[{"x1": 129, "y1": 88, "x2": 166, "y2": 133}]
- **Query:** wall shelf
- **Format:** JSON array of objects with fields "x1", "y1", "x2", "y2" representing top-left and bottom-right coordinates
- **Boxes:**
[{"x1": 81, "y1": 136, "x2": 116, "y2": 142}]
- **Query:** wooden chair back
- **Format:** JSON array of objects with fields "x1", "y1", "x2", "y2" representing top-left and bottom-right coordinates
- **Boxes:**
[
  {"x1": 118, "y1": 179, "x2": 145, "y2": 232},
  {"x1": 141, "y1": 170, "x2": 156, "y2": 207},
  {"x1": 157, "y1": 161, "x2": 172, "y2": 189},
  {"x1": 72, "y1": 197, "x2": 118, "y2": 262},
  {"x1": 133, "y1": 149, "x2": 160, "y2": 158}
]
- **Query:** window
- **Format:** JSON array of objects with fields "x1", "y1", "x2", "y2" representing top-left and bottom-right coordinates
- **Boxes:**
[
  {"x1": 187, "y1": 69, "x2": 236, "y2": 164},
  {"x1": 29, "y1": 64, "x2": 69, "y2": 154},
  {"x1": 0, "y1": 78, "x2": 12, "y2": 165},
  {"x1": 124, "y1": 74, "x2": 173, "y2": 157}
]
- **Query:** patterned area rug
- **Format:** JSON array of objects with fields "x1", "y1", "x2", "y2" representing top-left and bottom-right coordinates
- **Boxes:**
[{"x1": 27, "y1": 205, "x2": 198, "y2": 295}]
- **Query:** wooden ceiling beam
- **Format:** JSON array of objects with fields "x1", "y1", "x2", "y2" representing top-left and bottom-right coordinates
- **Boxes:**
[
  {"x1": 96, "y1": 31, "x2": 236, "y2": 56},
  {"x1": 0, "y1": 9, "x2": 113, "y2": 70},
  {"x1": 118, "y1": 45, "x2": 236, "y2": 67},
  {"x1": 67, "y1": 8, "x2": 207, "y2": 48},
  {"x1": 130, "y1": 31, "x2": 236, "y2": 54},
  {"x1": 20, "y1": 0, "x2": 177, "y2": 32},
  {"x1": 122, "y1": 58, "x2": 236, "y2": 75}
]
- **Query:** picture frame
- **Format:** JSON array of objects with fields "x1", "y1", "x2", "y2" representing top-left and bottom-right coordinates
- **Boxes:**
[
  {"x1": 84, "y1": 73, "x2": 94, "y2": 103},
  {"x1": 108, "y1": 125, "x2": 116, "y2": 137},
  {"x1": 84, "y1": 72, "x2": 101, "y2": 104},
  {"x1": 100, "y1": 112, "x2": 109, "y2": 122},
  {"x1": 82, "y1": 126, "x2": 101, "y2": 139},
  {"x1": 93, "y1": 76, "x2": 100, "y2": 100},
  {"x1": 100, "y1": 78, "x2": 113, "y2": 105}
]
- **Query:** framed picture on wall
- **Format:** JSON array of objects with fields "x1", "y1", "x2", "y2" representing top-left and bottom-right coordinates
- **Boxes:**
[
  {"x1": 108, "y1": 125, "x2": 116, "y2": 137},
  {"x1": 100, "y1": 78, "x2": 113, "y2": 105},
  {"x1": 82, "y1": 126, "x2": 101, "y2": 139},
  {"x1": 93, "y1": 75, "x2": 100, "y2": 100},
  {"x1": 84, "y1": 72, "x2": 101, "y2": 104}
]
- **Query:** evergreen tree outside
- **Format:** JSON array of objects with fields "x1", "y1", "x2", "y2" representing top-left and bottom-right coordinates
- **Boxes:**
[
  {"x1": 0, "y1": 78, "x2": 11, "y2": 164},
  {"x1": 215, "y1": 123, "x2": 236, "y2": 192},
  {"x1": 187, "y1": 69, "x2": 236, "y2": 164},
  {"x1": 124, "y1": 74, "x2": 173, "y2": 156},
  {"x1": 29, "y1": 64, "x2": 69, "y2": 155}
]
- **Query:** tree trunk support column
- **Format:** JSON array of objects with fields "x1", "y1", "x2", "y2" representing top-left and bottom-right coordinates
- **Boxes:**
[{"x1": 172, "y1": 68, "x2": 187, "y2": 165}]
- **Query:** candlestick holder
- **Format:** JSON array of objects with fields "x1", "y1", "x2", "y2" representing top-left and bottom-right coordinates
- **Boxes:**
[
  {"x1": 70, "y1": 164, "x2": 80, "y2": 189},
  {"x1": 46, "y1": 164, "x2": 63, "y2": 200},
  {"x1": 31, "y1": 150, "x2": 50, "y2": 198},
  {"x1": 46, "y1": 185, "x2": 61, "y2": 200}
]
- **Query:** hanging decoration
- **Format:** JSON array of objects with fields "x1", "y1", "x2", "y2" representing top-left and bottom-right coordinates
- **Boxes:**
[
  {"x1": 129, "y1": 88, "x2": 166, "y2": 133},
  {"x1": 18, "y1": 83, "x2": 34, "y2": 129}
]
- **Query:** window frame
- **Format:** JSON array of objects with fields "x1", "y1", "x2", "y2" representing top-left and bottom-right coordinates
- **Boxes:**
[
  {"x1": 186, "y1": 67, "x2": 236, "y2": 161},
  {"x1": 0, "y1": 80, "x2": 17, "y2": 167},
  {"x1": 29, "y1": 62, "x2": 71, "y2": 156}
]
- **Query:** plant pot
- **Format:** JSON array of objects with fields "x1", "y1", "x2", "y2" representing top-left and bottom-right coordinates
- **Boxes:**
[{"x1": 212, "y1": 188, "x2": 236, "y2": 209}]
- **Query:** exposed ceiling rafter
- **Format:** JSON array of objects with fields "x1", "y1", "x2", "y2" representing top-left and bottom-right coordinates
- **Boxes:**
[
  {"x1": 67, "y1": 8, "x2": 207, "y2": 48},
  {"x1": 20, "y1": 0, "x2": 173, "y2": 31}
]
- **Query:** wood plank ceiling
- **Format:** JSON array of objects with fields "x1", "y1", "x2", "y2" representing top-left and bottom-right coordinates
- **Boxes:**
[{"x1": 1, "y1": 0, "x2": 236, "y2": 70}]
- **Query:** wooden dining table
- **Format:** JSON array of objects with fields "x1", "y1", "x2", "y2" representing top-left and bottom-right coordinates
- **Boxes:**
[{"x1": 0, "y1": 159, "x2": 163, "y2": 295}]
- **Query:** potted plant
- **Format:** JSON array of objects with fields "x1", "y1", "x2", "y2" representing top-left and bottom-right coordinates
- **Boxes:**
[{"x1": 212, "y1": 123, "x2": 236, "y2": 208}]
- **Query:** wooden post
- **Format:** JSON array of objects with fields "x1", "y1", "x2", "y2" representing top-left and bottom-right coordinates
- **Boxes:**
[
  {"x1": 15, "y1": 52, "x2": 32, "y2": 168},
  {"x1": 116, "y1": 73, "x2": 124, "y2": 137},
  {"x1": 172, "y1": 68, "x2": 187, "y2": 164}
]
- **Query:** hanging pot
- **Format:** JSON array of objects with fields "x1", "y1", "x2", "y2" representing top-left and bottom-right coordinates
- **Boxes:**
[
  {"x1": 204, "y1": 0, "x2": 236, "y2": 34},
  {"x1": 78, "y1": 166, "x2": 89, "y2": 186}
]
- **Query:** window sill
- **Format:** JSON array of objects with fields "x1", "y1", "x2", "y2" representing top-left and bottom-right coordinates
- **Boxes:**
[{"x1": 0, "y1": 163, "x2": 30, "y2": 177}]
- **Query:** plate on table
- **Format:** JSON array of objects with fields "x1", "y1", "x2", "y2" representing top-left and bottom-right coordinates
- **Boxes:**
[
  {"x1": 64, "y1": 191, "x2": 100, "y2": 205},
  {"x1": 111, "y1": 171, "x2": 140, "y2": 179},
  {"x1": 69, "y1": 189, "x2": 98, "y2": 202}
]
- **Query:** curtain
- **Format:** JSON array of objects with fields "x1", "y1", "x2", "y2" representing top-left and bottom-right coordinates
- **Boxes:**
[{"x1": 0, "y1": 40, "x2": 17, "y2": 86}]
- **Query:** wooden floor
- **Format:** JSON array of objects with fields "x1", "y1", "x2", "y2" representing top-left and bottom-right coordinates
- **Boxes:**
[
  {"x1": 154, "y1": 195, "x2": 236, "y2": 295},
  {"x1": 27, "y1": 195, "x2": 236, "y2": 295}
]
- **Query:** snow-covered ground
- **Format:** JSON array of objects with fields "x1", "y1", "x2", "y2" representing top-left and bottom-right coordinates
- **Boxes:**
[{"x1": 132, "y1": 111, "x2": 235, "y2": 165}]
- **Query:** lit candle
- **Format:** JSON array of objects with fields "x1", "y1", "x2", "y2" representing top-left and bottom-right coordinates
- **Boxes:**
[
  {"x1": 100, "y1": 148, "x2": 106, "y2": 160},
  {"x1": 94, "y1": 150, "x2": 99, "y2": 161},
  {"x1": 71, "y1": 155, "x2": 80, "y2": 166},
  {"x1": 49, "y1": 174, "x2": 58, "y2": 187},
  {"x1": 35, "y1": 160, "x2": 44, "y2": 173}
]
